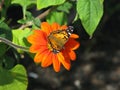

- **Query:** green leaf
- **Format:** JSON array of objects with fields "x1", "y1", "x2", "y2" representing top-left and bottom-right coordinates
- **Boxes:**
[
  {"x1": 4, "y1": 0, "x2": 12, "y2": 7},
  {"x1": 46, "y1": 11, "x2": 67, "y2": 25},
  {"x1": 18, "y1": 11, "x2": 34, "y2": 24},
  {"x1": 0, "y1": 22, "x2": 12, "y2": 40},
  {"x1": 100, "y1": 0, "x2": 104, "y2": 4},
  {"x1": 57, "y1": 2, "x2": 72, "y2": 13},
  {"x1": 1, "y1": 0, "x2": 12, "y2": 18},
  {"x1": 33, "y1": 18, "x2": 41, "y2": 28},
  {"x1": 0, "y1": 64, "x2": 28, "y2": 90},
  {"x1": 12, "y1": 0, "x2": 36, "y2": 6},
  {"x1": 12, "y1": 28, "x2": 32, "y2": 52},
  {"x1": 18, "y1": 11, "x2": 41, "y2": 29},
  {"x1": 0, "y1": 43, "x2": 7, "y2": 57},
  {"x1": 0, "y1": 22, "x2": 12, "y2": 57},
  {"x1": 37, "y1": 0, "x2": 66, "y2": 10},
  {"x1": 32, "y1": 18, "x2": 41, "y2": 30},
  {"x1": 77, "y1": 0, "x2": 103, "y2": 36},
  {"x1": 0, "y1": 20, "x2": 12, "y2": 57}
]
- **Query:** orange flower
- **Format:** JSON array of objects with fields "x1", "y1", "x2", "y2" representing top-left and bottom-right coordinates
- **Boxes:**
[{"x1": 27, "y1": 22, "x2": 80, "y2": 72}]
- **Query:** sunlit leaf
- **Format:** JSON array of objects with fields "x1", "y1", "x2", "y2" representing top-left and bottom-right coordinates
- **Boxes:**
[
  {"x1": 100, "y1": 0, "x2": 104, "y2": 4},
  {"x1": 37, "y1": 0, "x2": 65, "y2": 10},
  {"x1": 12, "y1": 0, "x2": 36, "y2": 7},
  {"x1": 77, "y1": 0, "x2": 103, "y2": 36},
  {"x1": 12, "y1": 28, "x2": 32, "y2": 48}
]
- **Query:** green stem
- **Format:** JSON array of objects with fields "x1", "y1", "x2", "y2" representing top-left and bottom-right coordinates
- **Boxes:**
[
  {"x1": 23, "y1": 7, "x2": 26, "y2": 20},
  {"x1": 0, "y1": 37, "x2": 29, "y2": 52}
]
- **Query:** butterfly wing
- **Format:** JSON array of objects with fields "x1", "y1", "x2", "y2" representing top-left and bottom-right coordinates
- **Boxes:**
[{"x1": 48, "y1": 26, "x2": 73, "y2": 53}]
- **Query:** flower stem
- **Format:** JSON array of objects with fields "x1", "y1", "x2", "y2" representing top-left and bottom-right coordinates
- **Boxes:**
[{"x1": 0, "y1": 37, "x2": 29, "y2": 52}]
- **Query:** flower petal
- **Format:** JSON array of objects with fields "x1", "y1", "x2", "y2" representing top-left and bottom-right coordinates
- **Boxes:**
[
  {"x1": 34, "y1": 49, "x2": 49, "y2": 63},
  {"x1": 41, "y1": 51, "x2": 53, "y2": 67},
  {"x1": 62, "y1": 47, "x2": 76, "y2": 61},
  {"x1": 70, "y1": 34, "x2": 79, "y2": 39},
  {"x1": 29, "y1": 45, "x2": 47, "y2": 53},
  {"x1": 60, "y1": 25, "x2": 67, "y2": 30},
  {"x1": 65, "y1": 38, "x2": 80, "y2": 50},
  {"x1": 41, "y1": 22, "x2": 52, "y2": 35},
  {"x1": 53, "y1": 54, "x2": 61, "y2": 72},
  {"x1": 57, "y1": 52, "x2": 71, "y2": 70},
  {"x1": 27, "y1": 30, "x2": 47, "y2": 45},
  {"x1": 34, "y1": 52, "x2": 43, "y2": 63},
  {"x1": 62, "y1": 48, "x2": 70, "y2": 60},
  {"x1": 68, "y1": 50, "x2": 76, "y2": 61},
  {"x1": 51, "y1": 23, "x2": 60, "y2": 31}
]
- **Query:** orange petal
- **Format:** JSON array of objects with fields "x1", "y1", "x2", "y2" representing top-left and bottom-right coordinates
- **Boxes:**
[
  {"x1": 68, "y1": 50, "x2": 76, "y2": 61},
  {"x1": 62, "y1": 47, "x2": 76, "y2": 61},
  {"x1": 29, "y1": 45, "x2": 47, "y2": 53},
  {"x1": 41, "y1": 51, "x2": 53, "y2": 67},
  {"x1": 34, "y1": 49, "x2": 49, "y2": 63},
  {"x1": 65, "y1": 38, "x2": 80, "y2": 50},
  {"x1": 51, "y1": 23, "x2": 60, "y2": 31},
  {"x1": 41, "y1": 22, "x2": 52, "y2": 35},
  {"x1": 57, "y1": 52, "x2": 71, "y2": 70},
  {"x1": 61, "y1": 48, "x2": 70, "y2": 60},
  {"x1": 70, "y1": 34, "x2": 79, "y2": 39},
  {"x1": 53, "y1": 54, "x2": 61, "y2": 72},
  {"x1": 34, "y1": 52, "x2": 43, "y2": 63},
  {"x1": 59, "y1": 25, "x2": 67, "y2": 30},
  {"x1": 27, "y1": 30, "x2": 47, "y2": 45}
]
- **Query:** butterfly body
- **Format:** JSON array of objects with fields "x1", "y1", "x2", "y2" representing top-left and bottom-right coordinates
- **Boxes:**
[{"x1": 48, "y1": 26, "x2": 73, "y2": 53}]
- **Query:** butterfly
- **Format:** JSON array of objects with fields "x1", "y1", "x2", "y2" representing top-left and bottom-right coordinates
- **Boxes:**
[{"x1": 48, "y1": 26, "x2": 74, "y2": 53}]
